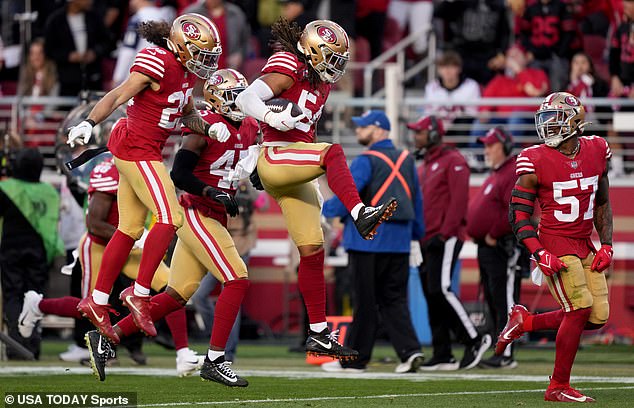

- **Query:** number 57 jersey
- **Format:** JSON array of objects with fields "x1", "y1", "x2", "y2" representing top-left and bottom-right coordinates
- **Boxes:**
[{"x1": 516, "y1": 136, "x2": 612, "y2": 258}]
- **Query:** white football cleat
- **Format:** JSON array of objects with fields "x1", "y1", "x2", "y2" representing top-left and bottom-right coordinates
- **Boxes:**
[
  {"x1": 59, "y1": 344, "x2": 90, "y2": 362},
  {"x1": 18, "y1": 291, "x2": 43, "y2": 338},
  {"x1": 176, "y1": 348, "x2": 205, "y2": 377}
]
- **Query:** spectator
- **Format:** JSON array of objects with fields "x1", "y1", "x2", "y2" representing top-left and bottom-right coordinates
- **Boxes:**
[
  {"x1": 423, "y1": 51, "x2": 480, "y2": 144},
  {"x1": 18, "y1": 39, "x2": 59, "y2": 97},
  {"x1": 356, "y1": 0, "x2": 389, "y2": 60},
  {"x1": 44, "y1": 0, "x2": 109, "y2": 96},
  {"x1": 387, "y1": 0, "x2": 433, "y2": 56},
  {"x1": 408, "y1": 115, "x2": 491, "y2": 371},
  {"x1": 112, "y1": 0, "x2": 175, "y2": 87},
  {"x1": 434, "y1": 0, "x2": 511, "y2": 85},
  {"x1": 519, "y1": 0, "x2": 576, "y2": 91},
  {"x1": 609, "y1": 0, "x2": 634, "y2": 99},
  {"x1": 567, "y1": 52, "x2": 609, "y2": 100},
  {"x1": 0, "y1": 148, "x2": 64, "y2": 359},
  {"x1": 184, "y1": 0, "x2": 251, "y2": 69},
  {"x1": 466, "y1": 126, "x2": 521, "y2": 369},
  {"x1": 321, "y1": 111, "x2": 425, "y2": 374},
  {"x1": 279, "y1": 0, "x2": 318, "y2": 29}
]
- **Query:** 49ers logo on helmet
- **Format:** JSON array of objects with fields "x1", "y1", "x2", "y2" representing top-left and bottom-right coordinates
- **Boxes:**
[
  {"x1": 182, "y1": 22, "x2": 201, "y2": 40},
  {"x1": 317, "y1": 26, "x2": 337, "y2": 44},
  {"x1": 209, "y1": 74, "x2": 223, "y2": 86},
  {"x1": 564, "y1": 95, "x2": 580, "y2": 106}
]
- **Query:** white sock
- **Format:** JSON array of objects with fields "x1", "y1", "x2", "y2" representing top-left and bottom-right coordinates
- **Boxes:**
[
  {"x1": 176, "y1": 347, "x2": 190, "y2": 359},
  {"x1": 92, "y1": 290, "x2": 110, "y2": 306},
  {"x1": 134, "y1": 282, "x2": 150, "y2": 297},
  {"x1": 207, "y1": 349, "x2": 225, "y2": 362},
  {"x1": 309, "y1": 322, "x2": 327, "y2": 333},
  {"x1": 350, "y1": 203, "x2": 364, "y2": 220}
]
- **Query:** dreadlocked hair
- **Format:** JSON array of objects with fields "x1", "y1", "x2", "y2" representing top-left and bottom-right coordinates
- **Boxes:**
[
  {"x1": 269, "y1": 18, "x2": 321, "y2": 88},
  {"x1": 137, "y1": 20, "x2": 170, "y2": 49}
]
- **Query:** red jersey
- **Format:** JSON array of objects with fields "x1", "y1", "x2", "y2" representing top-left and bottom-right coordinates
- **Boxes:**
[
  {"x1": 180, "y1": 111, "x2": 259, "y2": 226},
  {"x1": 516, "y1": 136, "x2": 612, "y2": 258},
  {"x1": 108, "y1": 46, "x2": 194, "y2": 161},
  {"x1": 87, "y1": 157, "x2": 119, "y2": 245},
  {"x1": 260, "y1": 51, "x2": 330, "y2": 144}
]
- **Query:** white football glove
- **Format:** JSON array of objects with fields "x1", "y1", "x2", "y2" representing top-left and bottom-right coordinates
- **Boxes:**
[
  {"x1": 208, "y1": 122, "x2": 230, "y2": 142},
  {"x1": 133, "y1": 229, "x2": 150, "y2": 250},
  {"x1": 264, "y1": 104, "x2": 308, "y2": 132},
  {"x1": 67, "y1": 120, "x2": 94, "y2": 147}
]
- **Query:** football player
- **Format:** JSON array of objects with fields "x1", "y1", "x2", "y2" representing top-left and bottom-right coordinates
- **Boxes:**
[
  {"x1": 234, "y1": 19, "x2": 397, "y2": 359},
  {"x1": 18, "y1": 157, "x2": 203, "y2": 376},
  {"x1": 68, "y1": 14, "x2": 231, "y2": 342},
  {"x1": 499, "y1": 92, "x2": 613, "y2": 402},
  {"x1": 85, "y1": 69, "x2": 257, "y2": 387}
]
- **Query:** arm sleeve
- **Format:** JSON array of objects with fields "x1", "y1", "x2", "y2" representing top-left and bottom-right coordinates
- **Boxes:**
[
  {"x1": 234, "y1": 79, "x2": 275, "y2": 122},
  {"x1": 322, "y1": 156, "x2": 372, "y2": 219},
  {"x1": 412, "y1": 164, "x2": 425, "y2": 240},
  {"x1": 440, "y1": 155, "x2": 470, "y2": 238},
  {"x1": 170, "y1": 149, "x2": 208, "y2": 197}
]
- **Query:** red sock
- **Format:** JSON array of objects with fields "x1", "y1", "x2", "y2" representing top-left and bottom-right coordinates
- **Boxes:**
[
  {"x1": 165, "y1": 307, "x2": 188, "y2": 351},
  {"x1": 298, "y1": 249, "x2": 326, "y2": 324},
  {"x1": 39, "y1": 297, "x2": 81, "y2": 319},
  {"x1": 323, "y1": 144, "x2": 362, "y2": 212},
  {"x1": 135, "y1": 224, "x2": 176, "y2": 290},
  {"x1": 551, "y1": 308, "x2": 592, "y2": 386},
  {"x1": 527, "y1": 309, "x2": 564, "y2": 332},
  {"x1": 211, "y1": 279, "x2": 249, "y2": 349},
  {"x1": 115, "y1": 292, "x2": 183, "y2": 338},
  {"x1": 94, "y1": 230, "x2": 135, "y2": 294}
]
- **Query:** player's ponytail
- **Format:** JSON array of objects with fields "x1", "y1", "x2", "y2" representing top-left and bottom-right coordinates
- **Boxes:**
[
  {"x1": 137, "y1": 20, "x2": 170, "y2": 49},
  {"x1": 270, "y1": 18, "x2": 321, "y2": 87}
]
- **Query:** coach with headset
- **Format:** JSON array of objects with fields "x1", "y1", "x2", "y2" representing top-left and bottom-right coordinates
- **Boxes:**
[
  {"x1": 466, "y1": 126, "x2": 521, "y2": 369},
  {"x1": 408, "y1": 115, "x2": 491, "y2": 371}
]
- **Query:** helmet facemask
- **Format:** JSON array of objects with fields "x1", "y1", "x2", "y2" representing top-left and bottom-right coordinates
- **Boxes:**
[
  {"x1": 535, "y1": 107, "x2": 586, "y2": 147},
  {"x1": 185, "y1": 43, "x2": 222, "y2": 79},
  {"x1": 203, "y1": 69, "x2": 248, "y2": 121},
  {"x1": 312, "y1": 45, "x2": 349, "y2": 83}
]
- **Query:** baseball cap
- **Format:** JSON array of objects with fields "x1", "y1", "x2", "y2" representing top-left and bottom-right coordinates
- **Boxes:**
[
  {"x1": 352, "y1": 110, "x2": 391, "y2": 131},
  {"x1": 406, "y1": 115, "x2": 445, "y2": 135},
  {"x1": 479, "y1": 126, "x2": 513, "y2": 145}
]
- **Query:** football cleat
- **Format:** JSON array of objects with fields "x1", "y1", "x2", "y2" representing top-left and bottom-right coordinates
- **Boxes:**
[
  {"x1": 460, "y1": 334, "x2": 492, "y2": 370},
  {"x1": 177, "y1": 348, "x2": 205, "y2": 377},
  {"x1": 479, "y1": 354, "x2": 518, "y2": 369},
  {"x1": 495, "y1": 304, "x2": 531, "y2": 356},
  {"x1": 119, "y1": 287, "x2": 156, "y2": 337},
  {"x1": 395, "y1": 352, "x2": 425, "y2": 373},
  {"x1": 321, "y1": 360, "x2": 366, "y2": 373},
  {"x1": 85, "y1": 330, "x2": 115, "y2": 381},
  {"x1": 200, "y1": 356, "x2": 248, "y2": 387},
  {"x1": 354, "y1": 197, "x2": 398, "y2": 240},
  {"x1": 77, "y1": 296, "x2": 120, "y2": 343},
  {"x1": 544, "y1": 386, "x2": 596, "y2": 403},
  {"x1": 18, "y1": 291, "x2": 43, "y2": 338},
  {"x1": 59, "y1": 344, "x2": 90, "y2": 362},
  {"x1": 305, "y1": 328, "x2": 358, "y2": 360},
  {"x1": 419, "y1": 355, "x2": 459, "y2": 371}
]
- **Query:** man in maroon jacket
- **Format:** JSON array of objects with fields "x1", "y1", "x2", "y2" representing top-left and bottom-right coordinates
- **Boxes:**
[
  {"x1": 466, "y1": 126, "x2": 521, "y2": 369},
  {"x1": 408, "y1": 115, "x2": 491, "y2": 371}
]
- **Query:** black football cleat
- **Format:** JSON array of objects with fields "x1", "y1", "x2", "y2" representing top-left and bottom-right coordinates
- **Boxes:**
[
  {"x1": 305, "y1": 328, "x2": 359, "y2": 361},
  {"x1": 85, "y1": 330, "x2": 115, "y2": 381},
  {"x1": 200, "y1": 356, "x2": 248, "y2": 387},
  {"x1": 354, "y1": 197, "x2": 398, "y2": 240}
]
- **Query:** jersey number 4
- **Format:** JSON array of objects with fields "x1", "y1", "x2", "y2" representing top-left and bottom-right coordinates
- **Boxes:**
[
  {"x1": 210, "y1": 149, "x2": 248, "y2": 190},
  {"x1": 553, "y1": 176, "x2": 598, "y2": 222}
]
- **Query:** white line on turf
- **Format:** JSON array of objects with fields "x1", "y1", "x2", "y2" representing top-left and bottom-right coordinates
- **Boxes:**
[
  {"x1": 1, "y1": 366, "x2": 634, "y2": 384},
  {"x1": 134, "y1": 386, "x2": 634, "y2": 407}
]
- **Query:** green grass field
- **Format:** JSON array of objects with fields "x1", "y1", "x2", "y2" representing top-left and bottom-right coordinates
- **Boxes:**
[{"x1": 1, "y1": 341, "x2": 633, "y2": 407}]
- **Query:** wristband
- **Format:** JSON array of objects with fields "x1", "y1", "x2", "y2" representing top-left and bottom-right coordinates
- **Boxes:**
[{"x1": 86, "y1": 119, "x2": 96, "y2": 127}]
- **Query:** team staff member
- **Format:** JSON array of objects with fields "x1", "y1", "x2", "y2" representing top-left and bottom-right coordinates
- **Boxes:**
[
  {"x1": 409, "y1": 115, "x2": 491, "y2": 371},
  {"x1": 466, "y1": 126, "x2": 520, "y2": 369},
  {"x1": 321, "y1": 111, "x2": 425, "y2": 373}
]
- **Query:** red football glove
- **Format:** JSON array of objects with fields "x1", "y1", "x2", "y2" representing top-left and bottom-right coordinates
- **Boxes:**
[
  {"x1": 591, "y1": 244, "x2": 613, "y2": 272},
  {"x1": 535, "y1": 249, "x2": 567, "y2": 276}
]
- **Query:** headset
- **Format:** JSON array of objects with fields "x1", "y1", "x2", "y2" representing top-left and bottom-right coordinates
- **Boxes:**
[
  {"x1": 428, "y1": 115, "x2": 441, "y2": 145},
  {"x1": 491, "y1": 126, "x2": 513, "y2": 156}
]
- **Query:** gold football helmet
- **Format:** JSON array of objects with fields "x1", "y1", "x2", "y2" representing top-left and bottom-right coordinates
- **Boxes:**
[
  {"x1": 297, "y1": 20, "x2": 349, "y2": 83},
  {"x1": 535, "y1": 92, "x2": 589, "y2": 147},
  {"x1": 203, "y1": 69, "x2": 249, "y2": 121},
  {"x1": 167, "y1": 13, "x2": 222, "y2": 79}
]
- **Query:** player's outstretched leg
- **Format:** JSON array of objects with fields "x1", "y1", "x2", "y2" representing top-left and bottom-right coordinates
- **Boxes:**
[
  {"x1": 85, "y1": 330, "x2": 115, "y2": 382},
  {"x1": 305, "y1": 328, "x2": 359, "y2": 360},
  {"x1": 353, "y1": 197, "x2": 398, "y2": 240},
  {"x1": 77, "y1": 296, "x2": 120, "y2": 343}
]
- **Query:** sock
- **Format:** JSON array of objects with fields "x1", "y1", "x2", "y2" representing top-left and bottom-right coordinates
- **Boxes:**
[
  {"x1": 323, "y1": 144, "x2": 362, "y2": 212},
  {"x1": 210, "y1": 279, "x2": 250, "y2": 349},
  {"x1": 134, "y1": 282, "x2": 150, "y2": 297},
  {"x1": 350, "y1": 203, "x2": 363, "y2": 221},
  {"x1": 176, "y1": 347, "x2": 191, "y2": 358},
  {"x1": 297, "y1": 249, "x2": 326, "y2": 324},
  {"x1": 165, "y1": 307, "x2": 188, "y2": 351},
  {"x1": 115, "y1": 292, "x2": 183, "y2": 338},
  {"x1": 309, "y1": 322, "x2": 327, "y2": 333},
  {"x1": 93, "y1": 230, "x2": 135, "y2": 299},
  {"x1": 135, "y1": 224, "x2": 176, "y2": 290},
  {"x1": 92, "y1": 290, "x2": 110, "y2": 306},
  {"x1": 527, "y1": 309, "x2": 564, "y2": 332},
  {"x1": 551, "y1": 308, "x2": 592, "y2": 386},
  {"x1": 39, "y1": 297, "x2": 81, "y2": 319},
  {"x1": 207, "y1": 349, "x2": 224, "y2": 362}
]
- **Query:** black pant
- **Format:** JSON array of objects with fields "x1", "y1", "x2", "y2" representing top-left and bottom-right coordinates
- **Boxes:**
[
  {"x1": 420, "y1": 237, "x2": 478, "y2": 359},
  {"x1": 478, "y1": 239, "x2": 521, "y2": 357},
  {"x1": 343, "y1": 251, "x2": 421, "y2": 369},
  {"x1": 1, "y1": 246, "x2": 49, "y2": 359}
]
